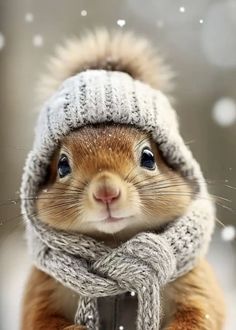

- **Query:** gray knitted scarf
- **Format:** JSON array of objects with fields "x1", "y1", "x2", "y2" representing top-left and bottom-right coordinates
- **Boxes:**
[{"x1": 21, "y1": 70, "x2": 215, "y2": 330}]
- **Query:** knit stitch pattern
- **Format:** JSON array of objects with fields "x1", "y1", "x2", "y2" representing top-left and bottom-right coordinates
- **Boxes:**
[{"x1": 21, "y1": 70, "x2": 215, "y2": 329}]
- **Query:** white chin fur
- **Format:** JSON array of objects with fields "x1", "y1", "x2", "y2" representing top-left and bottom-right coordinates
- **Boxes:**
[{"x1": 95, "y1": 218, "x2": 131, "y2": 234}]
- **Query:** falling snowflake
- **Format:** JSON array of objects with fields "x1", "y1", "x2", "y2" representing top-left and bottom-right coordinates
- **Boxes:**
[
  {"x1": 199, "y1": 19, "x2": 204, "y2": 24},
  {"x1": 81, "y1": 10, "x2": 87, "y2": 17},
  {"x1": 179, "y1": 7, "x2": 185, "y2": 13},
  {"x1": 117, "y1": 19, "x2": 126, "y2": 27},
  {"x1": 33, "y1": 34, "x2": 44, "y2": 47},
  {"x1": 221, "y1": 226, "x2": 236, "y2": 241},
  {"x1": 0, "y1": 33, "x2": 5, "y2": 50},
  {"x1": 25, "y1": 12, "x2": 34, "y2": 23},
  {"x1": 212, "y1": 98, "x2": 236, "y2": 126}
]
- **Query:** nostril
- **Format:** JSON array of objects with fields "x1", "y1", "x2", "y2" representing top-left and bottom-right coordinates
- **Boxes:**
[{"x1": 93, "y1": 187, "x2": 120, "y2": 204}]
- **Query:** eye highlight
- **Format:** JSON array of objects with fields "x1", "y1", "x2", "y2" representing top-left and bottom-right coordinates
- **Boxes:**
[
  {"x1": 140, "y1": 147, "x2": 156, "y2": 170},
  {"x1": 58, "y1": 154, "x2": 71, "y2": 178}
]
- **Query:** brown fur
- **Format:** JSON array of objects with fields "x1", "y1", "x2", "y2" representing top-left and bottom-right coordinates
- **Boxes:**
[
  {"x1": 164, "y1": 260, "x2": 225, "y2": 330},
  {"x1": 21, "y1": 30, "x2": 225, "y2": 329},
  {"x1": 36, "y1": 125, "x2": 193, "y2": 240},
  {"x1": 21, "y1": 266, "x2": 85, "y2": 330}
]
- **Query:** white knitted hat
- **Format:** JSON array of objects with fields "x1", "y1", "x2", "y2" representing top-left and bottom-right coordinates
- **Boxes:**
[{"x1": 21, "y1": 69, "x2": 205, "y2": 203}]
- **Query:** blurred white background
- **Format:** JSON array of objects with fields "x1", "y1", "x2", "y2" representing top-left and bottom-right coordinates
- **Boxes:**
[{"x1": 0, "y1": 0, "x2": 235, "y2": 329}]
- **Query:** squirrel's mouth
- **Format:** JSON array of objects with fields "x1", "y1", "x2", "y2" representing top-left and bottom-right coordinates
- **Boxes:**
[{"x1": 105, "y1": 216, "x2": 125, "y2": 223}]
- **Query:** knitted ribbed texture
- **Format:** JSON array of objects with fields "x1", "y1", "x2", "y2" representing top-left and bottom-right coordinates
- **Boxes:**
[{"x1": 21, "y1": 70, "x2": 215, "y2": 329}]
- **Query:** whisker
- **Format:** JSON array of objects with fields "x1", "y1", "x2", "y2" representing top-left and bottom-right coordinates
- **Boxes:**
[
  {"x1": 139, "y1": 191, "x2": 235, "y2": 214},
  {"x1": 215, "y1": 217, "x2": 226, "y2": 228},
  {"x1": 225, "y1": 184, "x2": 236, "y2": 190}
]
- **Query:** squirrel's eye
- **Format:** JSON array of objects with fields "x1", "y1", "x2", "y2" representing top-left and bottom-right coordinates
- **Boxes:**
[
  {"x1": 140, "y1": 148, "x2": 156, "y2": 170},
  {"x1": 58, "y1": 154, "x2": 71, "y2": 178}
]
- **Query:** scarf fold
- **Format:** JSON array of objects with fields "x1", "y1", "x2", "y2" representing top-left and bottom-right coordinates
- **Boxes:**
[{"x1": 26, "y1": 197, "x2": 214, "y2": 330}]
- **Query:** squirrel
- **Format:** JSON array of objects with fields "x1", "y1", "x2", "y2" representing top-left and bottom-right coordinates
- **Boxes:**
[{"x1": 21, "y1": 29, "x2": 225, "y2": 330}]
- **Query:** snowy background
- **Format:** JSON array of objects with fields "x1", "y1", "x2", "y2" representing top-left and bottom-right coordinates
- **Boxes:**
[{"x1": 0, "y1": 0, "x2": 235, "y2": 329}]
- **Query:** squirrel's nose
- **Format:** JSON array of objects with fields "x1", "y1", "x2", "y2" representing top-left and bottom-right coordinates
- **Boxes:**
[{"x1": 93, "y1": 186, "x2": 120, "y2": 204}]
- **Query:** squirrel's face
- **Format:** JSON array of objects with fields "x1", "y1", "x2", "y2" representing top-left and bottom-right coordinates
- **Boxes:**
[{"x1": 36, "y1": 125, "x2": 194, "y2": 241}]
